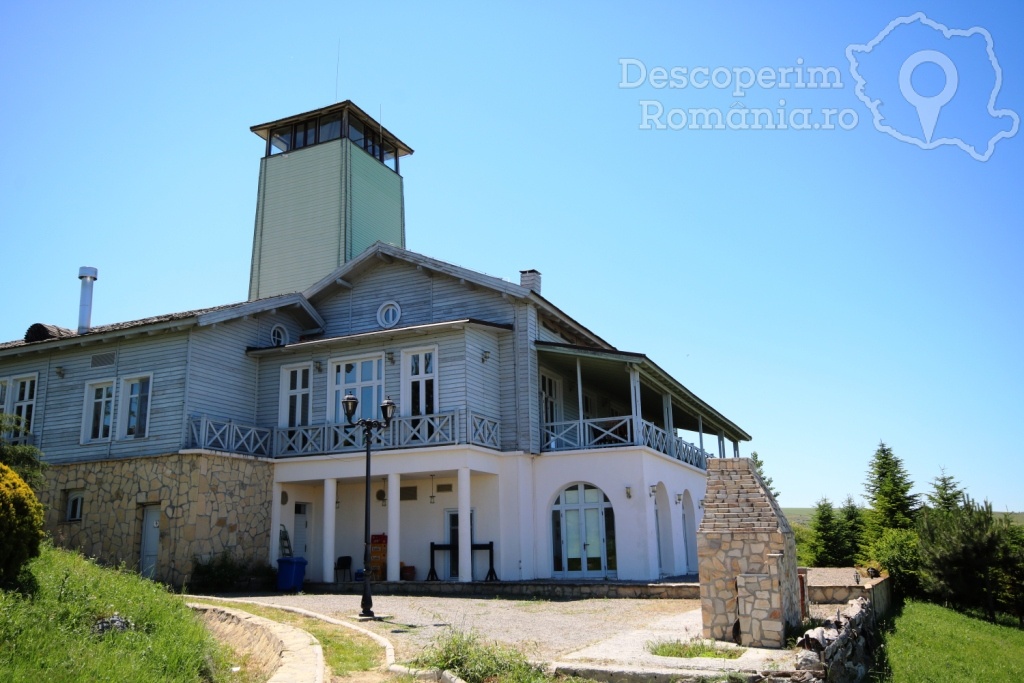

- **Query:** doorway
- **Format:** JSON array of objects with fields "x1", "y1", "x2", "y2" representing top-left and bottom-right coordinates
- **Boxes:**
[
  {"x1": 294, "y1": 502, "x2": 310, "y2": 558},
  {"x1": 445, "y1": 509, "x2": 474, "y2": 580},
  {"x1": 140, "y1": 505, "x2": 160, "y2": 579},
  {"x1": 551, "y1": 483, "x2": 616, "y2": 578}
]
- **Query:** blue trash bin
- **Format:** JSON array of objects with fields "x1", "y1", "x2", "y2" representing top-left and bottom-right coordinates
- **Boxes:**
[{"x1": 276, "y1": 557, "x2": 308, "y2": 591}]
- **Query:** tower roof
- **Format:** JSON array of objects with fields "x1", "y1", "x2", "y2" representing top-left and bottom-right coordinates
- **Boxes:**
[{"x1": 250, "y1": 100, "x2": 414, "y2": 157}]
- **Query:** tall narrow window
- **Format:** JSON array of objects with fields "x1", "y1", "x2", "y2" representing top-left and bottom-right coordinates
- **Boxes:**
[
  {"x1": 541, "y1": 372, "x2": 562, "y2": 424},
  {"x1": 84, "y1": 381, "x2": 114, "y2": 442},
  {"x1": 330, "y1": 355, "x2": 383, "y2": 423},
  {"x1": 13, "y1": 376, "x2": 36, "y2": 435},
  {"x1": 280, "y1": 365, "x2": 312, "y2": 427},
  {"x1": 121, "y1": 376, "x2": 151, "y2": 438},
  {"x1": 403, "y1": 348, "x2": 437, "y2": 417}
]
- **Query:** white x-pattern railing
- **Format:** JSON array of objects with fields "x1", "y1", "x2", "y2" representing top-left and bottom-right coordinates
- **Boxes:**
[
  {"x1": 542, "y1": 415, "x2": 710, "y2": 469},
  {"x1": 189, "y1": 410, "x2": 501, "y2": 458}
]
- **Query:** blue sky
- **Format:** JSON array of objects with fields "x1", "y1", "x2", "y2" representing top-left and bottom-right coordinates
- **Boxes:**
[{"x1": 2, "y1": 2, "x2": 1021, "y2": 510}]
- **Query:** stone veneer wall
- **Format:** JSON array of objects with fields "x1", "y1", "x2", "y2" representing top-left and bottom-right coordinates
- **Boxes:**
[
  {"x1": 697, "y1": 458, "x2": 801, "y2": 648},
  {"x1": 39, "y1": 452, "x2": 273, "y2": 586}
]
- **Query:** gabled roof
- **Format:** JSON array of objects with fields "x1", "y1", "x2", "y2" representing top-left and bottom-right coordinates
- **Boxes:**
[
  {"x1": 304, "y1": 242, "x2": 614, "y2": 349},
  {"x1": 0, "y1": 293, "x2": 324, "y2": 357}
]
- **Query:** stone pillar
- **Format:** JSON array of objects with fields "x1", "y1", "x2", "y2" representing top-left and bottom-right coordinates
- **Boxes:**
[
  {"x1": 322, "y1": 478, "x2": 336, "y2": 583},
  {"x1": 458, "y1": 467, "x2": 472, "y2": 582},
  {"x1": 698, "y1": 458, "x2": 800, "y2": 648},
  {"x1": 387, "y1": 473, "x2": 400, "y2": 581}
]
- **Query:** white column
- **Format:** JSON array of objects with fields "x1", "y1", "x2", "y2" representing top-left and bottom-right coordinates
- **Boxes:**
[
  {"x1": 322, "y1": 478, "x2": 337, "y2": 583},
  {"x1": 387, "y1": 473, "x2": 401, "y2": 581},
  {"x1": 629, "y1": 366, "x2": 642, "y2": 445},
  {"x1": 458, "y1": 467, "x2": 472, "y2": 582},
  {"x1": 576, "y1": 358, "x2": 584, "y2": 442},
  {"x1": 270, "y1": 482, "x2": 282, "y2": 562}
]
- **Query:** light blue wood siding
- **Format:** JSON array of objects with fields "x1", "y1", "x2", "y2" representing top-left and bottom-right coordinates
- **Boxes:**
[
  {"x1": 187, "y1": 320, "x2": 261, "y2": 424},
  {"x1": 20, "y1": 333, "x2": 191, "y2": 465},
  {"x1": 317, "y1": 261, "x2": 515, "y2": 338},
  {"x1": 464, "y1": 327, "x2": 502, "y2": 423}
]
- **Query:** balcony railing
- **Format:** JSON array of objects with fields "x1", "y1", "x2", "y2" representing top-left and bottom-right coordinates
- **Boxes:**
[
  {"x1": 188, "y1": 410, "x2": 501, "y2": 458},
  {"x1": 542, "y1": 416, "x2": 711, "y2": 469}
]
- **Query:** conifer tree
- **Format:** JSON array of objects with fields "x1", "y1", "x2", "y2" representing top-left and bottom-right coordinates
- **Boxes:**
[
  {"x1": 809, "y1": 497, "x2": 847, "y2": 566},
  {"x1": 917, "y1": 496, "x2": 1003, "y2": 620},
  {"x1": 925, "y1": 467, "x2": 964, "y2": 511},
  {"x1": 864, "y1": 441, "x2": 918, "y2": 543},
  {"x1": 749, "y1": 451, "x2": 780, "y2": 499},
  {"x1": 838, "y1": 495, "x2": 865, "y2": 564}
]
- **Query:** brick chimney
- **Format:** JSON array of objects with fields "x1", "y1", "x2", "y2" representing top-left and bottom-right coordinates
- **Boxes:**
[{"x1": 519, "y1": 269, "x2": 541, "y2": 294}]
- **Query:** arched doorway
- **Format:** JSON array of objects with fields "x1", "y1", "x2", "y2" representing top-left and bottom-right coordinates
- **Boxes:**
[
  {"x1": 682, "y1": 490, "x2": 698, "y2": 573},
  {"x1": 551, "y1": 483, "x2": 617, "y2": 578}
]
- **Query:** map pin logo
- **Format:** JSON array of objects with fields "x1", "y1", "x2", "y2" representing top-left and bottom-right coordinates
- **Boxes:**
[{"x1": 899, "y1": 50, "x2": 958, "y2": 143}]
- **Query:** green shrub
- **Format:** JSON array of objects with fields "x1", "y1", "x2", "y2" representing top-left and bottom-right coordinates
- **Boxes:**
[
  {"x1": 190, "y1": 552, "x2": 275, "y2": 592},
  {"x1": 871, "y1": 527, "x2": 920, "y2": 599},
  {"x1": 0, "y1": 462, "x2": 45, "y2": 588},
  {"x1": 411, "y1": 628, "x2": 546, "y2": 683},
  {"x1": 647, "y1": 638, "x2": 744, "y2": 659}
]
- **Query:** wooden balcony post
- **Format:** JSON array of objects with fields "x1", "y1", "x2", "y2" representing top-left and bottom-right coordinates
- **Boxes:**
[{"x1": 629, "y1": 366, "x2": 642, "y2": 446}]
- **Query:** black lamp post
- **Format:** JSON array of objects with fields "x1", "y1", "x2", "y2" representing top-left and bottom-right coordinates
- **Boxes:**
[{"x1": 342, "y1": 392, "x2": 396, "y2": 619}]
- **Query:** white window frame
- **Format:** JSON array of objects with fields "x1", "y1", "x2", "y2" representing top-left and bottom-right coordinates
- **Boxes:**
[
  {"x1": 7, "y1": 373, "x2": 38, "y2": 436},
  {"x1": 81, "y1": 378, "x2": 115, "y2": 443},
  {"x1": 278, "y1": 363, "x2": 313, "y2": 428},
  {"x1": 118, "y1": 374, "x2": 153, "y2": 439},
  {"x1": 400, "y1": 346, "x2": 439, "y2": 417},
  {"x1": 66, "y1": 490, "x2": 84, "y2": 522},
  {"x1": 327, "y1": 353, "x2": 384, "y2": 423},
  {"x1": 540, "y1": 370, "x2": 563, "y2": 424},
  {"x1": 270, "y1": 324, "x2": 289, "y2": 347}
]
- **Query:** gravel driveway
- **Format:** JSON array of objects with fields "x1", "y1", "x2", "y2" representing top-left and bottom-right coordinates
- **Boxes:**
[{"x1": 244, "y1": 593, "x2": 701, "y2": 662}]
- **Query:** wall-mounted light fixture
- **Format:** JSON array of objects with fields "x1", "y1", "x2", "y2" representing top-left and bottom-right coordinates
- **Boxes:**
[
  {"x1": 481, "y1": 350, "x2": 491, "y2": 363},
  {"x1": 675, "y1": 493, "x2": 683, "y2": 505},
  {"x1": 429, "y1": 474, "x2": 436, "y2": 504},
  {"x1": 314, "y1": 361, "x2": 324, "y2": 373},
  {"x1": 376, "y1": 479, "x2": 387, "y2": 507},
  {"x1": 625, "y1": 486, "x2": 632, "y2": 499},
  {"x1": 649, "y1": 485, "x2": 657, "y2": 498},
  {"x1": 386, "y1": 351, "x2": 395, "y2": 364},
  {"x1": 55, "y1": 366, "x2": 65, "y2": 379}
]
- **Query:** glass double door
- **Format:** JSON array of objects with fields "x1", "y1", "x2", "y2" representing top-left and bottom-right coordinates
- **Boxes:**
[{"x1": 552, "y1": 483, "x2": 616, "y2": 578}]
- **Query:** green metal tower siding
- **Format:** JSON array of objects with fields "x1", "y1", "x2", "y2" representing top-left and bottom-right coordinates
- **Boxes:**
[{"x1": 248, "y1": 109, "x2": 408, "y2": 302}]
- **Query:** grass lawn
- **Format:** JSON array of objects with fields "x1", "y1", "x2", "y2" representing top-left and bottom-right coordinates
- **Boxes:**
[
  {"x1": 878, "y1": 601, "x2": 1024, "y2": 682},
  {"x1": 0, "y1": 544, "x2": 241, "y2": 683}
]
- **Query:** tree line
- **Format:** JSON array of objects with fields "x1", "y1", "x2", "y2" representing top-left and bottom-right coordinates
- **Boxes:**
[{"x1": 774, "y1": 442, "x2": 1023, "y2": 626}]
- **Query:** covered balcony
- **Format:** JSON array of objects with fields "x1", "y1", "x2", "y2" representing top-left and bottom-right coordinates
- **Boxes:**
[
  {"x1": 536, "y1": 342, "x2": 749, "y2": 469},
  {"x1": 187, "y1": 409, "x2": 500, "y2": 458}
]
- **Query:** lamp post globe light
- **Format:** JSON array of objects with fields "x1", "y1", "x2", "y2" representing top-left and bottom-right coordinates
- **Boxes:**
[{"x1": 342, "y1": 392, "x2": 396, "y2": 618}]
